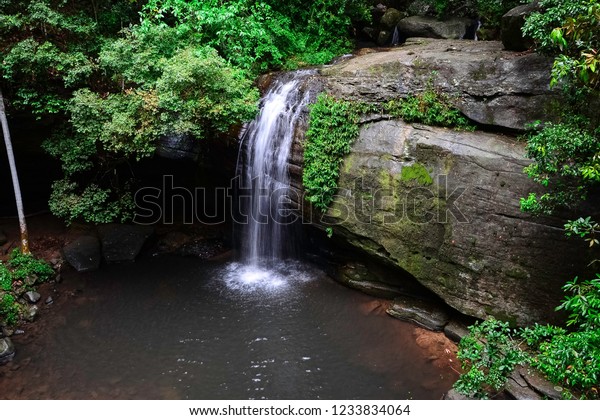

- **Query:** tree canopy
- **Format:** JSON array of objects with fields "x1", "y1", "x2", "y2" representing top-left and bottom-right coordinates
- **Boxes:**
[{"x1": 0, "y1": 0, "x2": 370, "y2": 223}]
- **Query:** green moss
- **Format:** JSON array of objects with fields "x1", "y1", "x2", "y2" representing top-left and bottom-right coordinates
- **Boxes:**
[{"x1": 401, "y1": 163, "x2": 433, "y2": 185}]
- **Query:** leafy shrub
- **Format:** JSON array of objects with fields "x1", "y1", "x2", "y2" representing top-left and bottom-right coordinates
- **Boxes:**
[
  {"x1": 520, "y1": 117, "x2": 600, "y2": 215},
  {"x1": 0, "y1": 294, "x2": 20, "y2": 326},
  {"x1": 454, "y1": 317, "x2": 527, "y2": 399},
  {"x1": 521, "y1": 276, "x2": 600, "y2": 398},
  {"x1": 557, "y1": 275, "x2": 600, "y2": 330},
  {"x1": 8, "y1": 248, "x2": 54, "y2": 284},
  {"x1": 0, "y1": 263, "x2": 12, "y2": 292},
  {"x1": 457, "y1": 276, "x2": 600, "y2": 399},
  {"x1": 383, "y1": 89, "x2": 474, "y2": 130},
  {"x1": 522, "y1": 0, "x2": 591, "y2": 54},
  {"x1": 0, "y1": 251, "x2": 53, "y2": 327},
  {"x1": 48, "y1": 180, "x2": 135, "y2": 225}
]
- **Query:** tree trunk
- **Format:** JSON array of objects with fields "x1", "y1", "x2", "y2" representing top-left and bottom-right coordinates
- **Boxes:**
[{"x1": 0, "y1": 87, "x2": 30, "y2": 254}]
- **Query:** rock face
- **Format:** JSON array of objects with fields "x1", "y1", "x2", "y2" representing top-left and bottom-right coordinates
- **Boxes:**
[
  {"x1": 397, "y1": 16, "x2": 474, "y2": 40},
  {"x1": 314, "y1": 119, "x2": 587, "y2": 324},
  {"x1": 286, "y1": 39, "x2": 583, "y2": 324},
  {"x1": 501, "y1": 2, "x2": 540, "y2": 51},
  {"x1": 63, "y1": 235, "x2": 101, "y2": 272},
  {"x1": 321, "y1": 38, "x2": 558, "y2": 131}
]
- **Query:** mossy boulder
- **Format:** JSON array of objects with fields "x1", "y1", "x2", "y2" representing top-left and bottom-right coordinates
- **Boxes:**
[{"x1": 291, "y1": 119, "x2": 587, "y2": 325}]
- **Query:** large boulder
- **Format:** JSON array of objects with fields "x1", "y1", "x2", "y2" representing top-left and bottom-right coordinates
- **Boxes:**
[
  {"x1": 380, "y1": 8, "x2": 404, "y2": 29},
  {"x1": 63, "y1": 235, "x2": 101, "y2": 272},
  {"x1": 98, "y1": 224, "x2": 154, "y2": 263},
  {"x1": 397, "y1": 16, "x2": 474, "y2": 40},
  {"x1": 288, "y1": 106, "x2": 588, "y2": 324},
  {"x1": 502, "y1": 2, "x2": 540, "y2": 51},
  {"x1": 302, "y1": 119, "x2": 588, "y2": 324},
  {"x1": 321, "y1": 38, "x2": 557, "y2": 131}
]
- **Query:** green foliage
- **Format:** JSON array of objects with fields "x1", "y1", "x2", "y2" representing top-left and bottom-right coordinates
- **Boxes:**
[
  {"x1": 523, "y1": 0, "x2": 599, "y2": 97},
  {"x1": 0, "y1": 293, "x2": 19, "y2": 326},
  {"x1": 521, "y1": 276, "x2": 600, "y2": 398},
  {"x1": 557, "y1": 275, "x2": 600, "y2": 329},
  {"x1": 141, "y1": 0, "x2": 370, "y2": 73},
  {"x1": 303, "y1": 94, "x2": 361, "y2": 212},
  {"x1": 565, "y1": 216, "x2": 600, "y2": 247},
  {"x1": 383, "y1": 89, "x2": 474, "y2": 130},
  {"x1": 455, "y1": 318, "x2": 528, "y2": 399},
  {"x1": 155, "y1": 47, "x2": 259, "y2": 136},
  {"x1": 0, "y1": 251, "x2": 53, "y2": 327},
  {"x1": 521, "y1": 117, "x2": 600, "y2": 215},
  {"x1": 0, "y1": 263, "x2": 11, "y2": 292},
  {"x1": 523, "y1": 0, "x2": 592, "y2": 54},
  {"x1": 48, "y1": 179, "x2": 135, "y2": 225},
  {"x1": 457, "y1": 277, "x2": 600, "y2": 399},
  {"x1": 0, "y1": 0, "x2": 140, "y2": 116},
  {"x1": 8, "y1": 248, "x2": 54, "y2": 283},
  {"x1": 419, "y1": 1, "x2": 520, "y2": 28},
  {"x1": 549, "y1": 2, "x2": 600, "y2": 90}
]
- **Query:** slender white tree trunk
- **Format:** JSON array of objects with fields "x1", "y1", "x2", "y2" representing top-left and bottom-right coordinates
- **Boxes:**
[{"x1": 0, "y1": 87, "x2": 30, "y2": 254}]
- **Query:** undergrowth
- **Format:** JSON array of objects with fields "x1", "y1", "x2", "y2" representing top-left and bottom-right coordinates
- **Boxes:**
[{"x1": 0, "y1": 250, "x2": 54, "y2": 327}]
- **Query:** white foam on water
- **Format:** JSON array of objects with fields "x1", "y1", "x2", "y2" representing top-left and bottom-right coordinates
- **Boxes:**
[{"x1": 221, "y1": 261, "x2": 316, "y2": 294}]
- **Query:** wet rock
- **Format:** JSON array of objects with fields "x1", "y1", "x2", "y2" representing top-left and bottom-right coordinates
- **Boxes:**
[
  {"x1": 335, "y1": 262, "x2": 406, "y2": 298},
  {"x1": 0, "y1": 337, "x2": 15, "y2": 365},
  {"x1": 98, "y1": 224, "x2": 154, "y2": 263},
  {"x1": 386, "y1": 296, "x2": 449, "y2": 331},
  {"x1": 332, "y1": 262, "x2": 430, "y2": 299},
  {"x1": 519, "y1": 367, "x2": 563, "y2": 400},
  {"x1": 24, "y1": 291, "x2": 41, "y2": 304},
  {"x1": 505, "y1": 377, "x2": 542, "y2": 400},
  {"x1": 377, "y1": 30, "x2": 392, "y2": 46},
  {"x1": 24, "y1": 305, "x2": 39, "y2": 322},
  {"x1": 444, "y1": 388, "x2": 470, "y2": 400},
  {"x1": 501, "y1": 2, "x2": 540, "y2": 51},
  {"x1": 2, "y1": 326, "x2": 14, "y2": 337},
  {"x1": 397, "y1": 16, "x2": 474, "y2": 40},
  {"x1": 63, "y1": 235, "x2": 101, "y2": 272},
  {"x1": 45, "y1": 296, "x2": 54, "y2": 305},
  {"x1": 444, "y1": 319, "x2": 470, "y2": 342},
  {"x1": 350, "y1": 280, "x2": 406, "y2": 299}
]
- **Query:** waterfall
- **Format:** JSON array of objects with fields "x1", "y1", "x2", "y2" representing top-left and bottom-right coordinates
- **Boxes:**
[
  {"x1": 391, "y1": 26, "x2": 400, "y2": 46},
  {"x1": 237, "y1": 71, "x2": 312, "y2": 265}
]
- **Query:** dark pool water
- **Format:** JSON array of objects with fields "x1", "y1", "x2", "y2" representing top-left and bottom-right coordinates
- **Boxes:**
[{"x1": 0, "y1": 257, "x2": 458, "y2": 399}]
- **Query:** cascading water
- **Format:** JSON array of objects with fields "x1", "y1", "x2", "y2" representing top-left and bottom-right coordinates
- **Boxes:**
[
  {"x1": 226, "y1": 71, "x2": 315, "y2": 291},
  {"x1": 237, "y1": 71, "x2": 312, "y2": 265}
]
